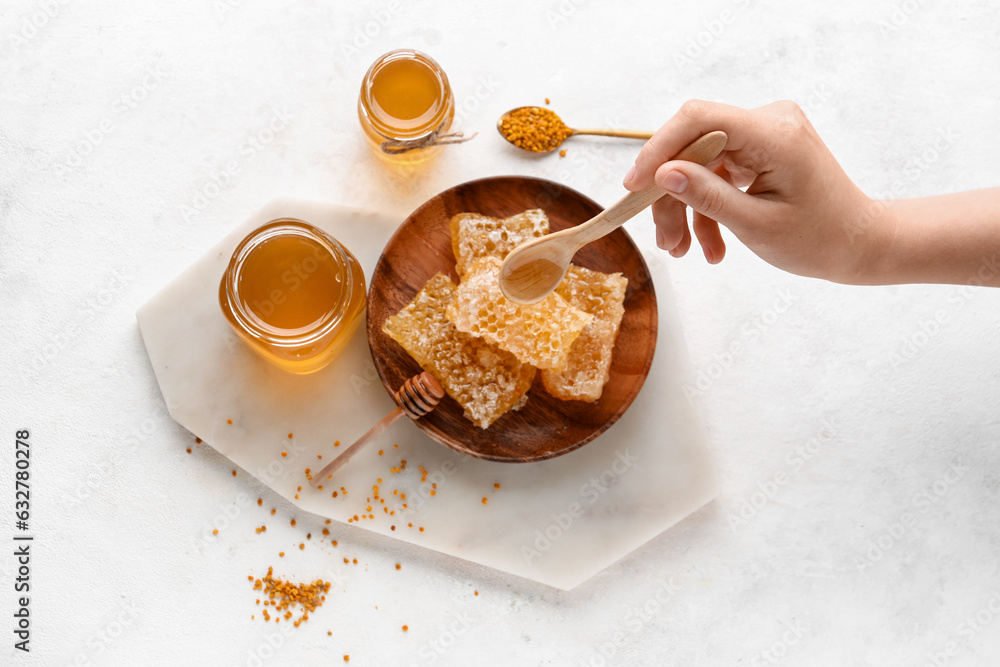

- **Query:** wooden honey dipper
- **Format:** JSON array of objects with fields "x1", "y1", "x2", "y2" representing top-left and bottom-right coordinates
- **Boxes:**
[{"x1": 309, "y1": 372, "x2": 444, "y2": 486}]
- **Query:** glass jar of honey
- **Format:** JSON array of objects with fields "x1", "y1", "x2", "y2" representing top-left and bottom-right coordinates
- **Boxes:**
[
  {"x1": 358, "y1": 48, "x2": 459, "y2": 166},
  {"x1": 219, "y1": 219, "x2": 366, "y2": 375}
]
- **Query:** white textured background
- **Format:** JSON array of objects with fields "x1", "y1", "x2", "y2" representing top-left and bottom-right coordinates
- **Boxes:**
[{"x1": 2, "y1": 0, "x2": 999, "y2": 665}]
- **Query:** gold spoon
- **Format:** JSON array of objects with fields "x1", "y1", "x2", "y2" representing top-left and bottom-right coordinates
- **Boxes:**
[
  {"x1": 497, "y1": 106, "x2": 653, "y2": 153},
  {"x1": 499, "y1": 131, "x2": 728, "y2": 304}
]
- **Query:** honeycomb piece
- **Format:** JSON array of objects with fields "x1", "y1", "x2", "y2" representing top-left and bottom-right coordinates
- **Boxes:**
[
  {"x1": 447, "y1": 257, "x2": 592, "y2": 371},
  {"x1": 450, "y1": 209, "x2": 549, "y2": 278},
  {"x1": 541, "y1": 265, "x2": 628, "y2": 402},
  {"x1": 382, "y1": 273, "x2": 534, "y2": 429}
]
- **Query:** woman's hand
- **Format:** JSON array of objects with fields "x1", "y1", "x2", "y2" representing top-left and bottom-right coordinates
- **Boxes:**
[{"x1": 624, "y1": 99, "x2": 889, "y2": 284}]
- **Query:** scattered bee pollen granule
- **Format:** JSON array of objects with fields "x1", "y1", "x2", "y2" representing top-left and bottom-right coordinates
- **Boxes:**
[
  {"x1": 186, "y1": 448, "x2": 192, "y2": 454},
  {"x1": 299, "y1": 543, "x2": 305, "y2": 550},
  {"x1": 212, "y1": 529, "x2": 218, "y2": 535},
  {"x1": 402, "y1": 625, "x2": 409, "y2": 632},
  {"x1": 395, "y1": 564, "x2": 401, "y2": 570},
  {"x1": 279, "y1": 552, "x2": 285, "y2": 557},
  {"x1": 232, "y1": 470, "x2": 237, "y2": 477},
  {"x1": 494, "y1": 483, "x2": 501, "y2": 490},
  {"x1": 288, "y1": 433, "x2": 293, "y2": 439},
  {"x1": 281, "y1": 451, "x2": 288, "y2": 457},
  {"x1": 482, "y1": 497, "x2": 488, "y2": 505},
  {"x1": 195, "y1": 437, "x2": 202, "y2": 444},
  {"x1": 270, "y1": 509, "x2": 276, "y2": 515},
  {"x1": 257, "y1": 498, "x2": 263, "y2": 506},
  {"x1": 290, "y1": 519, "x2": 297, "y2": 527},
  {"x1": 250, "y1": 567, "x2": 330, "y2": 628},
  {"x1": 227, "y1": 419, "x2": 233, "y2": 424}
]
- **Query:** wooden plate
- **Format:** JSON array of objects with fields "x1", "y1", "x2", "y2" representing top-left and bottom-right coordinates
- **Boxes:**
[{"x1": 366, "y1": 176, "x2": 657, "y2": 462}]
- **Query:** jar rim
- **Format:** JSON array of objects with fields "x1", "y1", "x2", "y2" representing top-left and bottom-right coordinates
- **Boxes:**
[
  {"x1": 359, "y1": 48, "x2": 453, "y2": 141},
  {"x1": 221, "y1": 218, "x2": 355, "y2": 348}
]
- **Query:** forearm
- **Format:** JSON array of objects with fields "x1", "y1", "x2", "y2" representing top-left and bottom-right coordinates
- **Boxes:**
[{"x1": 871, "y1": 187, "x2": 1000, "y2": 286}]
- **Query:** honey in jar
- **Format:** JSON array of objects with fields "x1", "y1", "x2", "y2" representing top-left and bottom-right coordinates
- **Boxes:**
[
  {"x1": 219, "y1": 219, "x2": 366, "y2": 374},
  {"x1": 358, "y1": 49, "x2": 458, "y2": 166}
]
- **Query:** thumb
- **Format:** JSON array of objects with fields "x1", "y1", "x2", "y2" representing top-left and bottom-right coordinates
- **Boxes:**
[{"x1": 654, "y1": 160, "x2": 766, "y2": 232}]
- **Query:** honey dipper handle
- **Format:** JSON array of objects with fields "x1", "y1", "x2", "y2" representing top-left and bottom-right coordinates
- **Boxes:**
[
  {"x1": 573, "y1": 130, "x2": 728, "y2": 246},
  {"x1": 308, "y1": 406, "x2": 405, "y2": 487}
]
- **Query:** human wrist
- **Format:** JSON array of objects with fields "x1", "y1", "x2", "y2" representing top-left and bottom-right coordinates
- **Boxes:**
[{"x1": 833, "y1": 196, "x2": 900, "y2": 285}]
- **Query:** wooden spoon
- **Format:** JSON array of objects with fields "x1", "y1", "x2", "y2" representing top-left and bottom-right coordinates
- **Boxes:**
[
  {"x1": 497, "y1": 106, "x2": 653, "y2": 152},
  {"x1": 499, "y1": 130, "x2": 728, "y2": 304},
  {"x1": 308, "y1": 372, "x2": 444, "y2": 486}
]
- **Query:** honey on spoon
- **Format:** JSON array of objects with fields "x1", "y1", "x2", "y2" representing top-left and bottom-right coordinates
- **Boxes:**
[{"x1": 499, "y1": 131, "x2": 729, "y2": 304}]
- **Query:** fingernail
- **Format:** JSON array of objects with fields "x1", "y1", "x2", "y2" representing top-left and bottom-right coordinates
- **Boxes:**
[
  {"x1": 623, "y1": 164, "x2": 637, "y2": 187},
  {"x1": 660, "y1": 170, "x2": 688, "y2": 194},
  {"x1": 703, "y1": 245, "x2": 715, "y2": 264},
  {"x1": 655, "y1": 226, "x2": 666, "y2": 249}
]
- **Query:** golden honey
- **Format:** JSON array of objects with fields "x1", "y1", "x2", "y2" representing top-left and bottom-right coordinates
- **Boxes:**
[
  {"x1": 358, "y1": 49, "x2": 456, "y2": 166},
  {"x1": 219, "y1": 219, "x2": 366, "y2": 374}
]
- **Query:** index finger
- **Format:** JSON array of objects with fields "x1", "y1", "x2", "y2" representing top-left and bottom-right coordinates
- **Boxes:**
[{"x1": 625, "y1": 99, "x2": 773, "y2": 190}]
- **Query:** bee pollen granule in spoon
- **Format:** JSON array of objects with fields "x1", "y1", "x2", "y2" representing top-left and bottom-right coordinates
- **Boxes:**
[{"x1": 499, "y1": 107, "x2": 572, "y2": 152}]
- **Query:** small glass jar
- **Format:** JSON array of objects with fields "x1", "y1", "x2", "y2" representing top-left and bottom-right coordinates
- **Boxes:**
[
  {"x1": 358, "y1": 48, "x2": 456, "y2": 166},
  {"x1": 219, "y1": 219, "x2": 366, "y2": 375}
]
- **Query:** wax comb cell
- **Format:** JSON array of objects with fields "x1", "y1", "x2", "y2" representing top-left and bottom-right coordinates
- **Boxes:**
[
  {"x1": 447, "y1": 257, "x2": 592, "y2": 371},
  {"x1": 541, "y1": 264, "x2": 627, "y2": 402},
  {"x1": 382, "y1": 273, "x2": 534, "y2": 429},
  {"x1": 450, "y1": 209, "x2": 549, "y2": 278}
]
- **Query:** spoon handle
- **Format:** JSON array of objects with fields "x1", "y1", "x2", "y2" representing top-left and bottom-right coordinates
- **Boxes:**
[
  {"x1": 570, "y1": 128, "x2": 654, "y2": 140},
  {"x1": 571, "y1": 130, "x2": 728, "y2": 246}
]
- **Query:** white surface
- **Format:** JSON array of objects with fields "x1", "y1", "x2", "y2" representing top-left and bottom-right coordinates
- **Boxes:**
[
  {"x1": 136, "y1": 196, "x2": 715, "y2": 590},
  {"x1": 1, "y1": 0, "x2": 999, "y2": 665}
]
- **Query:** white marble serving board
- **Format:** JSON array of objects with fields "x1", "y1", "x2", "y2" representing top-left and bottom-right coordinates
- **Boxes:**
[{"x1": 136, "y1": 197, "x2": 716, "y2": 590}]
